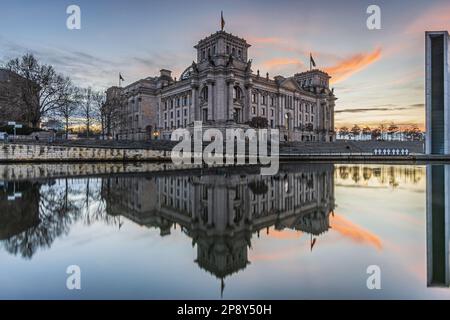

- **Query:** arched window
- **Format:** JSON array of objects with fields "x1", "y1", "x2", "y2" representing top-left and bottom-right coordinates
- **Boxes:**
[{"x1": 201, "y1": 87, "x2": 208, "y2": 101}]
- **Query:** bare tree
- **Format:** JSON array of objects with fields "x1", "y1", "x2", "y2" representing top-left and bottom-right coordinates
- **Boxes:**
[
  {"x1": 79, "y1": 87, "x2": 100, "y2": 138},
  {"x1": 102, "y1": 88, "x2": 123, "y2": 140},
  {"x1": 350, "y1": 125, "x2": 361, "y2": 140},
  {"x1": 56, "y1": 79, "x2": 82, "y2": 139},
  {"x1": 91, "y1": 91, "x2": 106, "y2": 138},
  {"x1": 4, "y1": 53, "x2": 69, "y2": 127}
]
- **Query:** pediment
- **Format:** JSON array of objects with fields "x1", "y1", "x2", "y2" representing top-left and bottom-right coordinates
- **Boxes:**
[{"x1": 280, "y1": 78, "x2": 301, "y2": 91}]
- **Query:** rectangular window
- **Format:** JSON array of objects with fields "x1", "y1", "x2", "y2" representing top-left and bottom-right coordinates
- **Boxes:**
[{"x1": 252, "y1": 107, "x2": 256, "y2": 114}]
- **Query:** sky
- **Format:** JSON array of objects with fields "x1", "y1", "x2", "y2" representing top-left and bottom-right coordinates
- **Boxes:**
[{"x1": 1, "y1": 0, "x2": 449, "y2": 130}]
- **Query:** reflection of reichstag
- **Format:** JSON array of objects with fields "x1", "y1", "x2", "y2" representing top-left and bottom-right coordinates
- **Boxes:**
[{"x1": 102, "y1": 164, "x2": 335, "y2": 284}]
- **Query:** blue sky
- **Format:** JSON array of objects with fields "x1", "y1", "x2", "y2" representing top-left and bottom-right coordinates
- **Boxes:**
[{"x1": 1, "y1": 0, "x2": 449, "y2": 128}]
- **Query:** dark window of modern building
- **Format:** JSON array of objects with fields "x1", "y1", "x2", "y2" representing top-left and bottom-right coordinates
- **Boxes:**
[{"x1": 430, "y1": 34, "x2": 445, "y2": 154}]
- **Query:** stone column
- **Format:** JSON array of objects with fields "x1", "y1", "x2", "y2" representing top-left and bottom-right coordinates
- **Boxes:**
[
  {"x1": 256, "y1": 90, "x2": 261, "y2": 117},
  {"x1": 191, "y1": 84, "x2": 199, "y2": 123},
  {"x1": 246, "y1": 85, "x2": 253, "y2": 123},
  {"x1": 227, "y1": 79, "x2": 234, "y2": 122},
  {"x1": 207, "y1": 81, "x2": 213, "y2": 121}
]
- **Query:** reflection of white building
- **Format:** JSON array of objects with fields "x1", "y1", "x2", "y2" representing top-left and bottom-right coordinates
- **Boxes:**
[
  {"x1": 103, "y1": 164, "x2": 335, "y2": 280},
  {"x1": 426, "y1": 165, "x2": 450, "y2": 287},
  {"x1": 107, "y1": 28, "x2": 336, "y2": 142},
  {"x1": 425, "y1": 31, "x2": 450, "y2": 154}
]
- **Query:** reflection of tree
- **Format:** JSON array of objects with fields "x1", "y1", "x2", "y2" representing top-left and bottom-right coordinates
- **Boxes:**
[
  {"x1": 351, "y1": 166, "x2": 360, "y2": 184},
  {"x1": 2, "y1": 179, "x2": 81, "y2": 258},
  {"x1": 335, "y1": 165, "x2": 424, "y2": 188},
  {"x1": 362, "y1": 167, "x2": 372, "y2": 181},
  {"x1": 1, "y1": 178, "x2": 118, "y2": 259},
  {"x1": 339, "y1": 167, "x2": 350, "y2": 180}
]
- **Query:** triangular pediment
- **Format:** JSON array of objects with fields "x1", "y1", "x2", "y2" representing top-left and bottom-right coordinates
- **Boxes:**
[{"x1": 279, "y1": 77, "x2": 302, "y2": 91}]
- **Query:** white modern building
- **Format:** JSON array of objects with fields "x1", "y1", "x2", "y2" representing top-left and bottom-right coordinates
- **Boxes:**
[{"x1": 425, "y1": 31, "x2": 450, "y2": 154}]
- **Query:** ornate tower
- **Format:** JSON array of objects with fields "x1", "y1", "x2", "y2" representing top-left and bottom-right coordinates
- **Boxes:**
[
  {"x1": 192, "y1": 31, "x2": 252, "y2": 127},
  {"x1": 194, "y1": 31, "x2": 250, "y2": 66}
]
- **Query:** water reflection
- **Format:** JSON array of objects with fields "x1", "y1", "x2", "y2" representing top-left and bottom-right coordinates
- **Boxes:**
[
  {"x1": 0, "y1": 178, "x2": 119, "y2": 259},
  {"x1": 103, "y1": 164, "x2": 335, "y2": 293},
  {"x1": 427, "y1": 165, "x2": 450, "y2": 287},
  {"x1": 335, "y1": 165, "x2": 424, "y2": 188},
  {"x1": 0, "y1": 163, "x2": 449, "y2": 298}
]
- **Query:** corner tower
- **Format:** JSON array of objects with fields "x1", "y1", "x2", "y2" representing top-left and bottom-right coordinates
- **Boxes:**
[{"x1": 194, "y1": 31, "x2": 250, "y2": 67}]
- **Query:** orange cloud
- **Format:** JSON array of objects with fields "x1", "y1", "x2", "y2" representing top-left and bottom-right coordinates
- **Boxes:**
[
  {"x1": 324, "y1": 47, "x2": 382, "y2": 84},
  {"x1": 331, "y1": 214, "x2": 382, "y2": 250},
  {"x1": 262, "y1": 58, "x2": 304, "y2": 70}
]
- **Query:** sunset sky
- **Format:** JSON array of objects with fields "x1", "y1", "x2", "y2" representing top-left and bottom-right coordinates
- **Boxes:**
[{"x1": 1, "y1": 0, "x2": 449, "y2": 129}]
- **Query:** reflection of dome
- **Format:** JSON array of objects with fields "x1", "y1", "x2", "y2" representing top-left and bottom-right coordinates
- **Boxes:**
[{"x1": 180, "y1": 66, "x2": 193, "y2": 80}]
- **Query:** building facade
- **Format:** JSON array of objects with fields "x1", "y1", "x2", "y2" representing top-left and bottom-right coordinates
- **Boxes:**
[
  {"x1": 107, "y1": 30, "x2": 336, "y2": 142},
  {"x1": 425, "y1": 31, "x2": 450, "y2": 154},
  {"x1": 0, "y1": 68, "x2": 40, "y2": 127}
]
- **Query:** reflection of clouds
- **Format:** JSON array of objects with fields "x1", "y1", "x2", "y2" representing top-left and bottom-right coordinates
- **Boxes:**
[
  {"x1": 330, "y1": 214, "x2": 382, "y2": 251},
  {"x1": 0, "y1": 178, "x2": 119, "y2": 259}
]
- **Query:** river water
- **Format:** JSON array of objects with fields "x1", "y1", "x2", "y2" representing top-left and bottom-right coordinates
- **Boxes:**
[{"x1": 0, "y1": 162, "x2": 449, "y2": 299}]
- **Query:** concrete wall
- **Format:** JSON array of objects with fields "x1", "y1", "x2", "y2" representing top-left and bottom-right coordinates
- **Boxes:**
[
  {"x1": 0, "y1": 143, "x2": 170, "y2": 162},
  {"x1": 0, "y1": 162, "x2": 207, "y2": 181}
]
